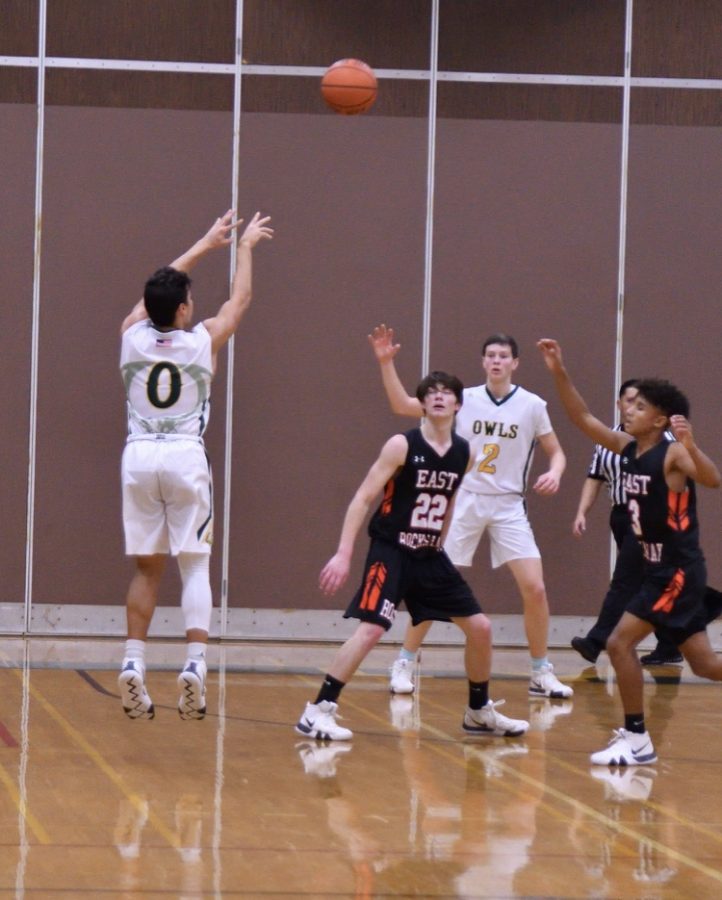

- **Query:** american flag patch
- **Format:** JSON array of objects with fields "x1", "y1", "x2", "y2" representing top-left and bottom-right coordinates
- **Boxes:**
[{"x1": 156, "y1": 337, "x2": 173, "y2": 347}]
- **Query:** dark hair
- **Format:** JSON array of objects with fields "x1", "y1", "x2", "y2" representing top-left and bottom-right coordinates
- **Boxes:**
[
  {"x1": 481, "y1": 332, "x2": 519, "y2": 359},
  {"x1": 635, "y1": 378, "x2": 690, "y2": 419},
  {"x1": 619, "y1": 378, "x2": 640, "y2": 398},
  {"x1": 415, "y1": 370, "x2": 464, "y2": 406},
  {"x1": 143, "y1": 266, "x2": 192, "y2": 328}
]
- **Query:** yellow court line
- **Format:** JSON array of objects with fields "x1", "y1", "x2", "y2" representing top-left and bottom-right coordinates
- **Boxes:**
[
  {"x1": 15, "y1": 670, "x2": 180, "y2": 849},
  {"x1": 0, "y1": 759, "x2": 52, "y2": 844},
  {"x1": 295, "y1": 673, "x2": 722, "y2": 886}
]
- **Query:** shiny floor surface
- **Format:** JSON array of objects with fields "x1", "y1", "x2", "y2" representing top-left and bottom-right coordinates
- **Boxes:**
[{"x1": 1, "y1": 639, "x2": 722, "y2": 899}]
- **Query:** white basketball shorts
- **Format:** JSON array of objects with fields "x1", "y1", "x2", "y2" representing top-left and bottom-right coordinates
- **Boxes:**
[
  {"x1": 443, "y1": 488, "x2": 540, "y2": 568},
  {"x1": 122, "y1": 438, "x2": 213, "y2": 556}
]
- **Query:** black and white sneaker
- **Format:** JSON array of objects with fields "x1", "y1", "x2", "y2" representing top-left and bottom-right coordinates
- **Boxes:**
[
  {"x1": 118, "y1": 660, "x2": 154, "y2": 720},
  {"x1": 177, "y1": 660, "x2": 207, "y2": 720},
  {"x1": 590, "y1": 728, "x2": 657, "y2": 766},
  {"x1": 295, "y1": 701, "x2": 353, "y2": 741},
  {"x1": 462, "y1": 700, "x2": 529, "y2": 737}
]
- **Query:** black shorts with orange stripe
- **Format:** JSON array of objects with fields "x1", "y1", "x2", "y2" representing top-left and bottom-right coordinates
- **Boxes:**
[
  {"x1": 343, "y1": 539, "x2": 482, "y2": 631},
  {"x1": 626, "y1": 560, "x2": 708, "y2": 645}
]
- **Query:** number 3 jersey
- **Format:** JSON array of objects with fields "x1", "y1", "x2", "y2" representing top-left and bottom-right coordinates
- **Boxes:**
[
  {"x1": 621, "y1": 438, "x2": 703, "y2": 568},
  {"x1": 121, "y1": 319, "x2": 213, "y2": 439},
  {"x1": 368, "y1": 428, "x2": 470, "y2": 553}
]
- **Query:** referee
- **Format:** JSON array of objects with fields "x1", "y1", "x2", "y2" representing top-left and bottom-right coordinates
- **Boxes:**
[{"x1": 571, "y1": 380, "x2": 722, "y2": 665}]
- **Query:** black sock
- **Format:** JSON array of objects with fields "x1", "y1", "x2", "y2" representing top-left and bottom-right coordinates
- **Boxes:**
[
  {"x1": 625, "y1": 713, "x2": 646, "y2": 734},
  {"x1": 468, "y1": 680, "x2": 489, "y2": 710},
  {"x1": 314, "y1": 674, "x2": 345, "y2": 705}
]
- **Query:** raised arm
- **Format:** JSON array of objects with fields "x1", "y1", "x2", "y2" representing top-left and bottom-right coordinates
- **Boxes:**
[
  {"x1": 319, "y1": 434, "x2": 408, "y2": 596},
  {"x1": 537, "y1": 339, "x2": 629, "y2": 454},
  {"x1": 121, "y1": 209, "x2": 245, "y2": 335},
  {"x1": 367, "y1": 324, "x2": 423, "y2": 418},
  {"x1": 203, "y1": 212, "x2": 273, "y2": 356}
]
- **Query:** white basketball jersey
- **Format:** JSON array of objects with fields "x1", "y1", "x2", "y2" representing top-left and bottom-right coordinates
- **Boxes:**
[
  {"x1": 121, "y1": 320, "x2": 213, "y2": 438},
  {"x1": 455, "y1": 384, "x2": 552, "y2": 495}
]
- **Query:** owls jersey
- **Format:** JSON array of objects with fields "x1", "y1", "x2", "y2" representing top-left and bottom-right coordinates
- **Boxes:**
[
  {"x1": 121, "y1": 319, "x2": 213, "y2": 439},
  {"x1": 454, "y1": 384, "x2": 552, "y2": 495},
  {"x1": 368, "y1": 428, "x2": 470, "y2": 553},
  {"x1": 621, "y1": 439, "x2": 703, "y2": 568}
]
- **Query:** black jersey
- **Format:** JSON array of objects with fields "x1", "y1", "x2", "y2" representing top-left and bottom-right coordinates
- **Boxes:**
[
  {"x1": 620, "y1": 438, "x2": 703, "y2": 568},
  {"x1": 368, "y1": 427, "x2": 470, "y2": 554}
]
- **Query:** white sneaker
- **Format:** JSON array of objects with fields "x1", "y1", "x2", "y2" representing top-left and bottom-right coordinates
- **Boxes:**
[
  {"x1": 529, "y1": 663, "x2": 574, "y2": 699},
  {"x1": 389, "y1": 658, "x2": 415, "y2": 694},
  {"x1": 591, "y1": 766, "x2": 656, "y2": 801},
  {"x1": 529, "y1": 698, "x2": 574, "y2": 731},
  {"x1": 296, "y1": 741, "x2": 352, "y2": 777},
  {"x1": 462, "y1": 700, "x2": 529, "y2": 737},
  {"x1": 295, "y1": 700, "x2": 353, "y2": 741},
  {"x1": 118, "y1": 660, "x2": 154, "y2": 720},
  {"x1": 389, "y1": 695, "x2": 420, "y2": 732},
  {"x1": 590, "y1": 729, "x2": 657, "y2": 766},
  {"x1": 177, "y1": 659, "x2": 207, "y2": 720}
]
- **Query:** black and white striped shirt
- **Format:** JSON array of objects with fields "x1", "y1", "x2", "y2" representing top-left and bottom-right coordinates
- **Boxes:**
[{"x1": 588, "y1": 426, "x2": 674, "y2": 507}]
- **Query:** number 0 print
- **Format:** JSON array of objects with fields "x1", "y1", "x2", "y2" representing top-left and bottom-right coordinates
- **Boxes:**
[
  {"x1": 410, "y1": 493, "x2": 448, "y2": 531},
  {"x1": 477, "y1": 442, "x2": 500, "y2": 474},
  {"x1": 147, "y1": 362, "x2": 181, "y2": 409}
]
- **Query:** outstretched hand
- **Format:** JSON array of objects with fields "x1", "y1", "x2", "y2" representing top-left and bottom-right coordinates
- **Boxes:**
[
  {"x1": 239, "y1": 211, "x2": 274, "y2": 248},
  {"x1": 203, "y1": 209, "x2": 245, "y2": 250},
  {"x1": 368, "y1": 323, "x2": 401, "y2": 363},
  {"x1": 537, "y1": 338, "x2": 564, "y2": 373}
]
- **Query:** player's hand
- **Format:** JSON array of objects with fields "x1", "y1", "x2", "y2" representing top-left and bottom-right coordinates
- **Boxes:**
[
  {"x1": 238, "y1": 211, "x2": 274, "y2": 248},
  {"x1": 533, "y1": 471, "x2": 560, "y2": 495},
  {"x1": 319, "y1": 553, "x2": 350, "y2": 596},
  {"x1": 368, "y1": 324, "x2": 401, "y2": 363},
  {"x1": 573, "y1": 513, "x2": 586, "y2": 537},
  {"x1": 670, "y1": 414, "x2": 695, "y2": 448},
  {"x1": 204, "y1": 209, "x2": 244, "y2": 249},
  {"x1": 537, "y1": 338, "x2": 564, "y2": 372}
]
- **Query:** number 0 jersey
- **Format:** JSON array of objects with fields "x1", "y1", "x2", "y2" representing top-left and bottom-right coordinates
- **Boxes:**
[
  {"x1": 368, "y1": 428, "x2": 470, "y2": 554},
  {"x1": 621, "y1": 438, "x2": 703, "y2": 568},
  {"x1": 120, "y1": 319, "x2": 213, "y2": 439},
  {"x1": 455, "y1": 384, "x2": 553, "y2": 496}
]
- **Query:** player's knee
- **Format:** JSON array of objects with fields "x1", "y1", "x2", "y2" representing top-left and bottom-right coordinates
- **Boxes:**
[
  {"x1": 466, "y1": 614, "x2": 492, "y2": 646},
  {"x1": 357, "y1": 622, "x2": 385, "y2": 652}
]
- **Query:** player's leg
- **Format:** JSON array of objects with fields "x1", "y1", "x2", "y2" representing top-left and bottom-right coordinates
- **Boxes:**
[
  {"x1": 119, "y1": 553, "x2": 166, "y2": 720},
  {"x1": 296, "y1": 622, "x2": 385, "y2": 741},
  {"x1": 678, "y1": 629, "x2": 722, "y2": 680},
  {"x1": 389, "y1": 488, "x2": 484, "y2": 694},
  {"x1": 176, "y1": 552, "x2": 212, "y2": 720},
  {"x1": 591, "y1": 612, "x2": 657, "y2": 766},
  {"x1": 453, "y1": 613, "x2": 528, "y2": 737},
  {"x1": 644, "y1": 585, "x2": 722, "y2": 665}
]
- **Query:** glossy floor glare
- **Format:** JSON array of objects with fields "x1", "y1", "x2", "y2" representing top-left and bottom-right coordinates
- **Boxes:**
[{"x1": 0, "y1": 642, "x2": 721, "y2": 897}]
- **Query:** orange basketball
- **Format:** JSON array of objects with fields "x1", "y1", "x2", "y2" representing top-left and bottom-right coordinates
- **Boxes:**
[{"x1": 321, "y1": 59, "x2": 377, "y2": 115}]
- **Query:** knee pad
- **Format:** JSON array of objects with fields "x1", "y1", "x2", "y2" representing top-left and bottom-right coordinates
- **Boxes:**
[{"x1": 177, "y1": 553, "x2": 212, "y2": 633}]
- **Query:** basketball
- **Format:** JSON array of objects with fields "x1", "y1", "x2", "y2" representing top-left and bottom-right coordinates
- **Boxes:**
[{"x1": 321, "y1": 59, "x2": 377, "y2": 115}]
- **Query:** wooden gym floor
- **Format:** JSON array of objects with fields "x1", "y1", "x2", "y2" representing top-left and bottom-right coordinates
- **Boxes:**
[{"x1": 1, "y1": 638, "x2": 722, "y2": 899}]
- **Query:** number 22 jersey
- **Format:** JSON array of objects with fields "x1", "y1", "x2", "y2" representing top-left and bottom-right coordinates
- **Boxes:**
[{"x1": 368, "y1": 428, "x2": 470, "y2": 553}]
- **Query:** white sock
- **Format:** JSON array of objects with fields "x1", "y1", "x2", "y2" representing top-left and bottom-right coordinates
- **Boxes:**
[
  {"x1": 124, "y1": 639, "x2": 146, "y2": 666},
  {"x1": 186, "y1": 642, "x2": 206, "y2": 663}
]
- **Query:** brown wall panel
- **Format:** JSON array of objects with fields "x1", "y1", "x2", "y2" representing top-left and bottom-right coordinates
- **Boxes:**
[
  {"x1": 47, "y1": 0, "x2": 235, "y2": 63},
  {"x1": 33, "y1": 107, "x2": 234, "y2": 606},
  {"x1": 631, "y1": 88, "x2": 722, "y2": 127},
  {"x1": 0, "y1": 67, "x2": 37, "y2": 104},
  {"x1": 243, "y1": 0, "x2": 431, "y2": 68},
  {"x1": 227, "y1": 113, "x2": 429, "y2": 612},
  {"x1": 431, "y1": 118, "x2": 623, "y2": 617},
  {"x1": 634, "y1": 0, "x2": 722, "y2": 79},
  {"x1": 0, "y1": 0, "x2": 39, "y2": 55},
  {"x1": 45, "y1": 69, "x2": 233, "y2": 111},
  {"x1": 624, "y1": 123, "x2": 722, "y2": 588},
  {"x1": 0, "y1": 104, "x2": 35, "y2": 607},
  {"x1": 439, "y1": 0, "x2": 625, "y2": 75}
]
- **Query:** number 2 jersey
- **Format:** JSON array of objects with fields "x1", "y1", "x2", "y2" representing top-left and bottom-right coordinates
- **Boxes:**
[
  {"x1": 621, "y1": 438, "x2": 703, "y2": 568},
  {"x1": 455, "y1": 384, "x2": 553, "y2": 495},
  {"x1": 120, "y1": 319, "x2": 213, "y2": 439},
  {"x1": 368, "y1": 428, "x2": 470, "y2": 553}
]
